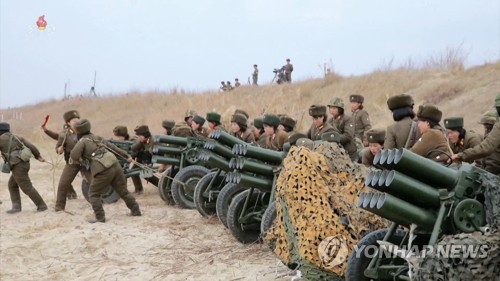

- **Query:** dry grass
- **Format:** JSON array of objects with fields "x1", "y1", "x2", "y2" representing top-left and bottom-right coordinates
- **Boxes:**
[{"x1": 2, "y1": 61, "x2": 499, "y2": 142}]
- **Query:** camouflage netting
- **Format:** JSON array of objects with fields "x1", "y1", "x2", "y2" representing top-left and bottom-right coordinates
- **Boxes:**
[
  {"x1": 479, "y1": 172, "x2": 500, "y2": 231},
  {"x1": 416, "y1": 232, "x2": 500, "y2": 280},
  {"x1": 264, "y1": 142, "x2": 387, "y2": 279}
]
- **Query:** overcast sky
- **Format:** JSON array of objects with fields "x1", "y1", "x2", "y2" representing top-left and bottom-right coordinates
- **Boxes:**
[{"x1": 1, "y1": 0, "x2": 499, "y2": 108}]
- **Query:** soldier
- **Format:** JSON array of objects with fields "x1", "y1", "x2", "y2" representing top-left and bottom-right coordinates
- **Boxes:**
[
  {"x1": 234, "y1": 78, "x2": 241, "y2": 87},
  {"x1": 69, "y1": 119, "x2": 141, "y2": 223},
  {"x1": 278, "y1": 115, "x2": 296, "y2": 136},
  {"x1": 234, "y1": 109, "x2": 250, "y2": 119},
  {"x1": 206, "y1": 112, "x2": 226, "y2": 132},
  {"x1": 252, "y1": 117, "x2": 267, "y2": 147},
  {"x1": 284, "y1": 58, "x2": 293, "y2": 83},
  {"x1": 42, "y1": 125, "x2": 61, "y2": 141},
  {"x1": 54, "y1": 110, "x2": 84, "y2": 211},
  {"x1": 288, "y1": 132, "x2": 308, "y2": 146},
  {"x1": 305, "y1": 105, "x2": 335, "y2": 141},
  {"x1": 130, "y1": 125, "x2": 159, "y2": 193},
  {"x1": 451, "y1": 94, "x2": 500, "y2": 174},
  {"x1": 161, "y1": 120, "x2": 176, "y2": 136},
  {"x1": 173, "y1": 110, "x2": 197, "y2": 137},
  {"x1": 479, "y1": 110, "x2": 497, "y2": 137},
  {"x1": 112, "y1": 125, "x2": 145, "y2": 193},
  {"x1": 219, "y1": 81, "x2": 227, "y2": 92},
  {"x1": 384, "y1": 94, "x2": 420, "y2": 149},
  {"x1": 0, "y1": 122, "x2": 48, "y2": 213},
  {"x1": 327, "y1": 97, "x2": 357, "y2": 160},
  {"x1": 362, "y1": 129, "x2": 386, "y2": 167},
  {"x1": 443, "y1": 117, "x2": 483, "y2": 163},
  {"x1": 191, "y1": 115, "x2": 210, "y2": 138},
  {"x1": 252, "y1": 64, "x2": 259, "y2": 86},
  {"x1": 349, "y1": 94, "x2": 372, "y2": 147},
  {"x1": 410, "y1": 104, "x2": 450, "y2": 163},
  {"x1": 262, "y1": 114, "x2": 289, "y2": 151},
  {"x1": 230, "y1": 113, "x2": 255, "y2": 143},
  {"x1": 226, "y1": 81, "x2": 234, "y2": 91}
]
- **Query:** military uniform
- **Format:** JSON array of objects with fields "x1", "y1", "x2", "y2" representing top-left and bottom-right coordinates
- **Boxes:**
[
  {"x1": 261, "y1": 114, "x2": 288, "y2": 151},
  {"x1": 55, "y1": 127, "x2": 82, "y2": 210},
  {"x1": 131, "y1": 125, "x2": 159, "y2": 191},
  {"x1": 70, "y1": 119, "x2": 141, "y2": 223},
  {"x1": 444, "y1": 117, "x2": 483, "y2": 163},
  {"x1": 349, "y1": 95, "x2": 372, "y2": 143},
  {"x1": 43, "y1": 127, "x2": 60, "y2": 141},
  {"x1": 192, "y1": 115, "x2": 210, "y2": 138},
  {"x1": 284, "y1": 59, "x2": 293, "y2": 83},
  {"x1": 361, "y1": 129, "x2": 386, "y2": 167},
  {"x1": 385, "y1": 117, "x2": 419, "y2": 149},
  {"x1": 252, "y1": 65, "x2": 259, "y2": 85},
  {"x1": 328, "y1": 116, "x2": 357, "y2": 160},
  {"x1": 306, "y1": 122, "x2": 335, "y2": 141},
  {"x1": 411, "y1": 105, "x2": 449, "y2": 163},
  {"x1": 162, "y1": 120, "x2": 176, "y2": 135},
  {"x1": 231, "y1": 113, "x2": 255, "y2": 143},
  {"x1": 0, "y1": 123, "x2": 48, "y2": 213},
  {"x1": 113, "y1": 125, "x2": 144, "y2": 194}
]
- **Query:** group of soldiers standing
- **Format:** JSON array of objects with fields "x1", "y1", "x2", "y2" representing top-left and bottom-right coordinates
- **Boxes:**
[
  {"x1": 1, "y1": 92, "x2": 499, "y2": 222},
  {"x1": 220, "y1": 58, "x2": 293, "y2": 89}
]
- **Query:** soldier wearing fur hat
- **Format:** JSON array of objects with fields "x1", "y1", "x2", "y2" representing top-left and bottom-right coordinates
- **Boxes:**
[
  {"x1": 252, "y1": 117, "x2": 267, "y2": 147},
  {"x1": 385, "y1": 94, "x2": 420, "y2": 149},
  {"x1": 479, "y1": 110, "x2": 498, "y2": 137},
  {"x1": 452, "y1": 94, "x2": 500, "y2": 174},
  {"x1": 444, "y1": 117, "x2": 483, "y2": 163},
  {"x1": 410, "y1": 104, "x2": 450, "y2": 163},
  {"x1": 70, "y1": 119, "x2": 141, "y2": 223},
  {"x1": 362, "y1": 129, "x2": 386, "y2": 167},
  {"x1": 130, "y1": 125, "x2": 159, "y2": 193},
  {"x1": 326, "y1": 98, "x2": 357, "y2": 160},
  {"x1": 278, "y1": 115, "x2": 296, "y2": 136},
  {"x1": 230, "y1": 113, "x2": 255, "y2": 143},
  {"x1": 206, "y1": 112, "x2": 226, "y2": 132},
  {"x1": 262, "y1": 114, "x2": 289, "y2": 151},
  {"x1": 349, "y1": 94, "x2": 372, "y2": 147},
  {"x1": 0, "y1": 122, "x2": 48, "y2": 214},
  {"x1": 54, "y1": 110, "x2": 83, "y2": 210},
  {"x1": 161, "y1": 120, "x2": 176, "y2": 136},
  {"x1": 306, "y1": 105, "x2": 335, "y2": 141},
  {"x1": 191, "y1": 115, "x2": 210, "y2": 138}
]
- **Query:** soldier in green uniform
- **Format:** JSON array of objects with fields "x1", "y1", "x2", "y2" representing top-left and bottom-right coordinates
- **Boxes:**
[
  {"x1": 284, "y1": 58, "x2": 293, "y2": 83},
  {"x1": 173, "y1": 110, "x2": 197, "y2": 137},
  {"x1": 262, "y1": 114, "x2": 289, "y2": 151},
  {"x1": 252, "y1": 64, "x2": 259, "y2": 86},
  {"x1": 230, "y1": 113, "x2": 255, "y2": 143},
  {"x1": 42, "y1": 125, "x2": 61, "y2": 141},
  {"x1": 191, "y1": 115, "x2": 210, "y2": 138},
  {"x1": 112, "y1": 125, "x2": 145, "y2": 194},
  {"x1": 327, "y1": 98, "x2": 357, "y2": 160},
  {"x1": 278, "y1": 115, "x2": 296, "y2": 136},
  {"x1": 54, "y1": 110, "x2": 83, "y2": 211},
  {"x1": 443, "y1": 117, "x2": 483, "y2": 164},
  {"x1": 362, "y1": 129, "x2": 386, "y2": 167},
  {"x1": 130, "y1": 125, "x2": 159, "y2": 193},
  {"x1": 384, "y1": 94, "x2": 420, "y2": 149},
  {"x1": 479, "y1": 110, "x2": 497, "y2": 137},
  {"x1": 70, "y1": 119, "x2": 141, "y2": 223},
  {"x1": 206, "y1": 112, "x2": 225, "y2": 132},
  {"x1": 252, "y1": 117, "x2": 267, "y2": 147},
  {"x1": 161, "y1": 120, "x2": 176, "y2": 136},
  {"x1": 0, "y1": 122, "x2": 48, "y2": 213},
  {"x1": 306, "y1": 105, "x2": 335, "y2": 141},
  {"x1": 451, "y1": 94, "x2": 500, "y2": 175},
  {"x1": 410, "y1": 104, "x2": 450, "y2": 163},
  {"x1": 349, "y1": 94, "x2": 372, "y2": 147}
]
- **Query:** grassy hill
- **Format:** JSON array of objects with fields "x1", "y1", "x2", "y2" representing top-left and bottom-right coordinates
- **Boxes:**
[{"x1": 2, "y1": 61, "x2": 499, "y2": 141}]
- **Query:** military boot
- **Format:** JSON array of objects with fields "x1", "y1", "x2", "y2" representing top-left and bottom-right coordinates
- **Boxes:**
[
  {"x1": 129, "y1": 204, "x2": 142, "y2": 216},
  {"x1": 131, "y1": 175, "x2": 144, "y2": 194},
  {"x1": 6, "y1": 202, "x2": 21, "y2": 214},
  {"x1": 37, "y1": 203, "x2": 48, "y2": 212},
  {"x1": 88, "y1": 217, "x2": 106, "y2": 223}
]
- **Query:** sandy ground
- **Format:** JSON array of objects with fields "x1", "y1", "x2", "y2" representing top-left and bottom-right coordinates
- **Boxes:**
[{"x1": 0, "y1": 149, "x2": 292, "y2": 281}]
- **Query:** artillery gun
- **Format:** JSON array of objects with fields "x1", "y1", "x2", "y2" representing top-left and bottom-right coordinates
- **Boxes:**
[{"x1": 346, "y1": 148, "x2": 499, "y2": 281}]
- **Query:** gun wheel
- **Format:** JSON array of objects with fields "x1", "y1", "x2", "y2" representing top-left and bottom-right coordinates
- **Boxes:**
[
  {"x1": 227, "y1": 189, "x2": 264, "y2": 244},
  {"x1": 216, "y1": 182, "x2": 247, "y2": 228},
  {"x1": 158, "y1": 167, "x2": 177, "y2": 205},
  {"x1": 194, "y1": 171, "x2": 226, "y2": 217},
  {"x1": 171, "y1": 165, "x2": 209, "y2": 209}
]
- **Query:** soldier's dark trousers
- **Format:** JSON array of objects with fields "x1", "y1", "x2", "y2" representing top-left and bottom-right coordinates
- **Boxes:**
[
  {"x1": 55, "y1": 163, "x2": 81, "y2": 210},
  {"x1": 89, "y1": 163, "x2": 141, "y2": 221},
  {"x1": 7, "y1": 161, "x2": 47, "y2": 211},
  {"x1": 130, "y1": 175, "x2": 144, "y2": 193}
]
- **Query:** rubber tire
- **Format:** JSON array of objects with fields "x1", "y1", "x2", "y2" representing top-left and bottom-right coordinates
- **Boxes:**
[
  {"x1": 158, "y1": 167, "x2": 177, "y2": 205},
  {"x1": 194, "y1": 171, "x2": 225, "y2": 217},
  {"x1": 81, "y1": 179, "x2": 120, "y2": 204},
  {"x1": 227, "y1": 189, "x2": 263, "y2": 244},
  {"x1": 216, "y1": 183, "x2": 247, "y2": 228},
  {"x1": 260, "y1": 201, "x2": 277, "y2": 236},
  {"x1": 170, "y1": 165, "x2": 209, "y2": 209},
  {"x1": 345, "y1": 228, "x2": 406, "y2": 281}
]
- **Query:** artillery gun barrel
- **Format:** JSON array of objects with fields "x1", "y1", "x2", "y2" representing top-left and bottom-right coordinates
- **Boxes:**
[
  {"x1": 200, "y1": 151, "x2": 231, "y2": 171},
  {"x1": 154, "y1": 135, "x2": 188, "y2": 147},
  {"x1": 209, "y1": 130, "x2": 246, "y2": 147},
  {"x1": 151, "y1": 155, "x2": 181, "y2": 166},
  {"x1": 204, "y1": 140, "x2": 236, "y2": 159},
  {"x1": 152, "y1": 145, "x2": 183, "y2": 156},
  {"x1": 225, "y1": 172, "x2": 274, "y2": 191},
  {"x1": 232, "y1": 144, "x2": 284, "y2": 164},
  {"x1": 228, "y1": 158, "x2": 275, "y2": 176}
]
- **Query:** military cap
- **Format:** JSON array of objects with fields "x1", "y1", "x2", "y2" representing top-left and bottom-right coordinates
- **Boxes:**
[
  {"x1": 192, "y1": 115, "x2": 206, "y2": 126},
  {"x1": 479, "y1": 110, "x2": 498, "y2": 125},
  {"x1": 134, "y1": 125, "x2": 150, "y2": 136},
  {"x1": 288, "y1": 133, "x2": 308, "y2": 146},
  {"x1": 253, "y1": 64, "x2": 258, "y2": 67},
  {"x1": 495, "y1": 93, "x2": 500, "y2": 107},
  {"x1": 444, "y1": 117, "x2": 464, "y2": 131},
  {"x1": 387, "y1": 94, "x2": 414, "y2": 110},
  {"x1": 113, "y1": 125, "x2": 128, "y2": 137},
  {"x1": 185, "y1": 110, "x2": 197, "y2": 118},
  {"x1": 231, "y1": 113, "x2": 248, "y2": 126},
  {"x1": 321, "y1": 131, "x2": 341, "y2": 143},
  {"x1": 253, "y1": 117, "x2": 264, "y2": 130},
  {"x1": 286, "y1": 58, "x2": 290, "y2": 62},
  {"x1": 365, "y1": 129, "x2": 386, "y2": 143},
  {"x1": 162, "y1": 120, "x2": 176, "y2": 130},
  {"x1": 75, "y1": 119, "x2": 91, "y2": 135},
  {"x1": 263, "y1": 114, "x2": 280, "y2": 128},
  {"x1": 309, "y1": 105, "x2": 327, "y2": 116},
  {"x1": 327, "y1": 97, "x2": 345, "y2": 109},
  {"x1": 417, "y1": 104, "x2": 442, "y2": 123},
  {"x1": 206, "y1": 112, "x2": 221, "y2": 123},
  {"x1": 350, "y1": 94, "x2": 364, "y2": 104},
  {"x1": 280, "y1": 115, "x2": 296, "y2": 129},
  {"x1": 0, "y1": 122, "x2": 10, "y2": 132},
  {"x1": 296, "y1": 138, "x2": 314, "y2": 150},
  {"x1": 234, "y1": 109, "x2": 249, "y2": 119},
  {"x1": 63, "y1": 110, "x2": 80, "y2": 123}
]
